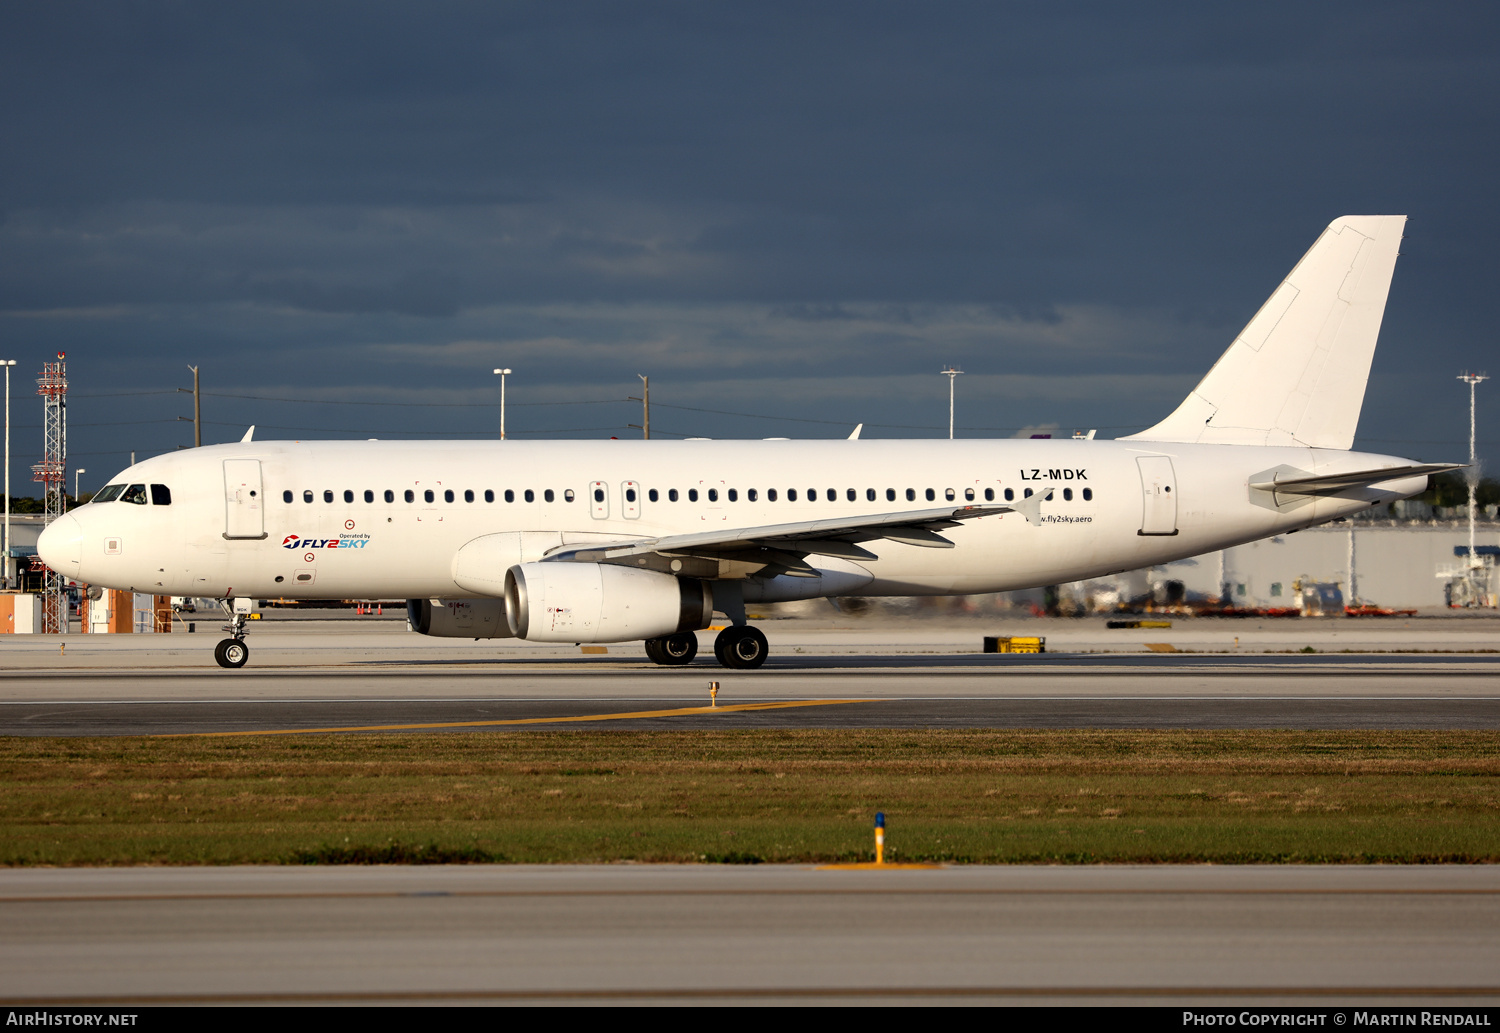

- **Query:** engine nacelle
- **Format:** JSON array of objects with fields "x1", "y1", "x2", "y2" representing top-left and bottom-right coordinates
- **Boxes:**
[
  {"x1": 406, "y1": 598, "x2": 515, "y2": 639},
  {"x1": 504, "y1": 562, "x2": 712, "y2": 643}
]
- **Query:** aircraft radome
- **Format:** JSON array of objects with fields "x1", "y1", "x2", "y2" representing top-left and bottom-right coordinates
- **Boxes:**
[{"x1": 39, "y1": 215, "x2": 1457, "y2": 669}]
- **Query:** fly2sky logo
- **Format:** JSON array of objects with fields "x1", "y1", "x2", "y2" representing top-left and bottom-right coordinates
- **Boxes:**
[{"x1": 282, "y1": 534, "x2": 371, "y2": 550}]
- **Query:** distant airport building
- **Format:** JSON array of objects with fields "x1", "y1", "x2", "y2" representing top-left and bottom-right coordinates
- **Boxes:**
[{"x1": 1089, "y1": 515, "x2": 1500, "y2": 612}]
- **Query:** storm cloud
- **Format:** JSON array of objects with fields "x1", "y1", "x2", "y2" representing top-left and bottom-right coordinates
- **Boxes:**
[{"x1": 1, "y1": 2, "x2": 1495, "y2": 474}]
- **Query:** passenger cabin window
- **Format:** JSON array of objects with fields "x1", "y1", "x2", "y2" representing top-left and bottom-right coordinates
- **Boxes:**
[
  {"x1": 768, "y1": 489, "x2": 778, "y2": 501},
  {"x1": 846, "y1": 488, "x2": 856, "y2": 502},
  {"x1": 747, "y1": 488, "x2": 757, "y2": 502},
  {"x1": 925, "y1": 488, "x2": 935, "y2": 501},
  {"x1": 282, "y1": 490, "x2": 293, "y2": 504},
  {"x1": 1083, "y1": 488, "x2": 1093, "y2": 501},
  {"x1": 964, "y1": 488, "x2": 974, "y2": 501},
  {"x1": 485, "y1": 489, "x2": 495, "y2": 502},
  {"x1": 866, "y1": 488, "x2": 876, "y2": 501},
  {"x1": 669, "y1": 489, "x2": 679, "y2": 502},
  {"x1": 364, "y1": 490, "x2": 374, "y2": 503},
  {"x1": 150, "y1": 484, "x2": 171, "y2": 506},
  {"x1": 464, "y1": 489, "x2": 474, "y2": 503},
  {"x1": 886, "y1": 488, "x2": 895, "y2": 501},
  {"x1": 324, "y1": 490, "x2": 334, "y2": 503},
  {"x1": 405, "y1": 489, "x2": 415, "y2": 503},
  {"x1": 384, "y1": 490, "x2": 395, "y2": 503},
  {"x1": 505, "y1": 489, "x2": 514, "y2": 502},
  {"x1": 95, "y1": 484, "x2": 126, "y2": 503},
  {"x1": 444, "y1": 489, "x2": 454, "y2": 503},
  {"x1": 1005, "y1": 488, "x2": 1014, "y2": 501},
  {"x1": 524, "y1": 489, "x2": 535, "y2": 503},
  {"x1": 648, "y1": 489, "x2": 658, "y2": 502},
  {"x1": 906, "y1": 489, "x2": 915, "y2": 501},
  {"x1": 689, "y1": 489, "x2": 699, "y2": 502},
  {"x1": 564, "y1": 489, "x2": 575, "y2": 502},
  {"x1": 1063, "y1": 488, "x2": 1073, "y2": 501},
  {"x1": 424, "y1": 490, "x2": 435, "y2": 503},
  {"x1": 788, "y1": 489, "x2": 797, "y2": 501},
  {"x1": 304, "y1": 490, "x2": 314, "y2": 504},
  {"x1": 625, "y1": 487, "x2": 636, "y2": 502},
  {"x1": 544, "y1": 489, "x2": 555, "y2": 503},
  {"x1": 726, "y1": 489, "x2": 735, "y2": 502},
  {"x1": 120, "y1": 484, "x2": 148, "y2": 505},
  {"x1": 984, "y1": 488, "x2": 994, "y2": 501},
  {"x1": 708, "y1": 489, "x2": 718, "y2": 502},
  {"x1": 945, "y1": 488, "x2": 955, "y2": 501},
  {"x1": 344, "y1": 490, "x2": 354, "y2": 503}
]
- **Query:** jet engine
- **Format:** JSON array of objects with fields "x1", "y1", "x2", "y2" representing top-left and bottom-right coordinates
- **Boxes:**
[
  {"x1": 504, "y1": 562, "x2": 712, "y2": 642},
  {"x1": 406, "y1": 598, "x2": 515, "y2": 639}
]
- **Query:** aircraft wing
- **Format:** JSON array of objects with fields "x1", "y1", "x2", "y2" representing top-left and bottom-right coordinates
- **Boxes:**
[
  {"x1": 548, "y1": 503, "x2": 1023, "y2": 569},
  {"x1": 1249, "y1": 462, "x2": 1464, "y2": 496}
]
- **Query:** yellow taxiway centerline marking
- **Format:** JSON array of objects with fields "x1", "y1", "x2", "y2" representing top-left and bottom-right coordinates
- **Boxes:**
[{"x1": 155, "y1": 698, "x2": 880, "y2": 737}]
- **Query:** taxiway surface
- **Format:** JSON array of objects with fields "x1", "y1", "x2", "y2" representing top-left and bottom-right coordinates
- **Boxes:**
[{"x1": 3, "y1": 865, "x2": 1497, "y2": 1006}]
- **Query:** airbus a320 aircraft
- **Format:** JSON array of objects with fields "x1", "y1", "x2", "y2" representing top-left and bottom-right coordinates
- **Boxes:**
[{"x1": 39, "y1": 215, "x2": 1458, "y2": 669}]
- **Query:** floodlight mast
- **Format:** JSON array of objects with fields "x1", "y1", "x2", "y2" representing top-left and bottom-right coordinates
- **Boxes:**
[
  {"x1": 2, "y1": 359, "x2": 13, "y2": 588},
  {"x1": 33, "y1": 353, "x2": 67, "y2": 633}
]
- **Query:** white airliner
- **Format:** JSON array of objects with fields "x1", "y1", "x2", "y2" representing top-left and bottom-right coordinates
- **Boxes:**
[{"x1": 38, "y1": 215, "x2": 1457, "y2": 668}]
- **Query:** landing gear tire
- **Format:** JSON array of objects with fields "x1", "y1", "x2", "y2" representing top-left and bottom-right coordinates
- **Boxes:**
[
  {"x1": 645, "y1": 631, "x2": 698, "y2": 666},
  {"x1": 714, "y1": 625, "x2": 768, "y2": 669},
  {"x1": 214, "y1": 638, "x2": 249, "y2": 669}
]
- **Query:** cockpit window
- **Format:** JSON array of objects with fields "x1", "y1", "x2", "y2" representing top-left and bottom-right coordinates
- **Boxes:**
[
  {"x1": 150, "y1": 484, "x2": 172, "y2": 506},
  {"x1": 94, "y1": 484, "x2": 125, "y2": 503},
  {"x1": 119, "y1": 484, "x2": 148, "y2": 505}
]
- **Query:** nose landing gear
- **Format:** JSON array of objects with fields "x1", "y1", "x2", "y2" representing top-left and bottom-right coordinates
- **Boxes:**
[{"x1": 214, "y1": 600, "x2": 251, "y2": 669}]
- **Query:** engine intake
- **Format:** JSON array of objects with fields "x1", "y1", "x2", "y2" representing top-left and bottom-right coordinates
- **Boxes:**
[{"x1": 504, "y1": 562, "x2": 712, "y2": 642}]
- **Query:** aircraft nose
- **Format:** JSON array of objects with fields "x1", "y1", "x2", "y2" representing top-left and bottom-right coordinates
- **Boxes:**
[{"x1": 37, "y1": 513, "x2": 83, "y2": 577}]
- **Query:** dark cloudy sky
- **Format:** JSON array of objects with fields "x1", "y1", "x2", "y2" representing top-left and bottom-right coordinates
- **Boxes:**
[{"x1": 2, "y1": 1, "x2": 1497, "y2": 486}]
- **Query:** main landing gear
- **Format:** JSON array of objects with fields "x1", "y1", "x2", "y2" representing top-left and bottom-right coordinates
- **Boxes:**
[
  {"x1": 713, "y1": 625, "x2": 768, "y2": 670},
  {"x1": 214, "y1": 602, "x2": 250, "y2": 669},
  {"x1": 644, "y1": 632, "x2": 698, "y2": 666},
  {"x1": 643, "y1": 626, "x2": 769, "y2": 669}
]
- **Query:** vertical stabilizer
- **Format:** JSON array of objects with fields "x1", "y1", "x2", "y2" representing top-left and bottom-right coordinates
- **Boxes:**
[{"x1": 1122, "y1": 215, "x2": 1406, "y2": 450}]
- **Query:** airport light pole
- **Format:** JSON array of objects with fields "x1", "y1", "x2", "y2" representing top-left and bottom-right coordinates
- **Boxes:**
[
  {"x1": 2, "y1": 359, "x2": 13, "y2": 588},
  {"x1": 73, "y1": 468, "x2": 85, "y2": 508},
  {"x1": 637, "y1": 374, "x2": 650, "y2": 440},
  {"x1": 940, "y1": 366, "x2": 964, "y2": 440},
  {"x1": 493, "y1": 369, "x2": 512, "y2": 440},
  {"x1": 1459, "y1": 371, "x2": 1488, "y2": 575}
]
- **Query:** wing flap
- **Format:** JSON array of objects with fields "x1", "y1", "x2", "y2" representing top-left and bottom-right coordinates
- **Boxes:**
[{"x1": 550, "y1": 505, "x2": 1008, "y2": 565}]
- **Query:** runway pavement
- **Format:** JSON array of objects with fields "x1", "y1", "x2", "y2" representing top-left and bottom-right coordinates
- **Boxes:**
[
  {"x1": 3, "y1": 615, "x2": 1499, "y2": 733},
  {"x1": 2, "y1": 864, "x2": 1497, "y2": 1006}
]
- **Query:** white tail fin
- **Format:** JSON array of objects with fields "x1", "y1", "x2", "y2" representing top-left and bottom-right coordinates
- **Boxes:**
[{"x1": 1122, "y1": 215, "x2": 1406, "y2": 450}]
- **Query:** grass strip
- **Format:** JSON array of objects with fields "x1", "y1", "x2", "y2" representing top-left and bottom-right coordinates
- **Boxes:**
[{"x1": 1, "y1": 729, "x2": 1497, "y2": 866}]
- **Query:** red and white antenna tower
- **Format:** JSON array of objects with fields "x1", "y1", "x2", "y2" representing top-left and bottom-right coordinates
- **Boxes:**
[{"x1": 32, "y1": 352, "x2": 67, "y2": 633}]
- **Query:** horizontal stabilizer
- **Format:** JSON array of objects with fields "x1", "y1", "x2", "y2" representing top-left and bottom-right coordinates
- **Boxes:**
[{"x1": 1250, "y1": 462, "x2": 1463, "y2": 497}]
